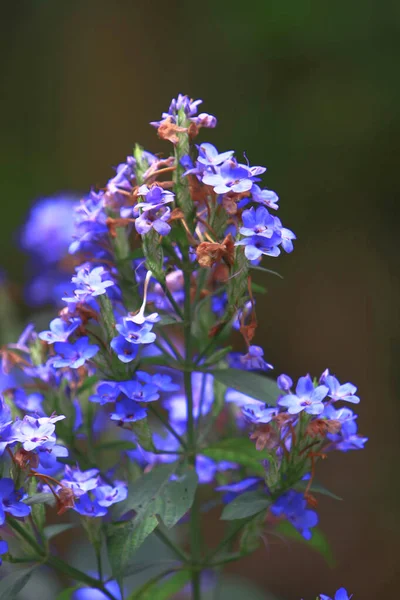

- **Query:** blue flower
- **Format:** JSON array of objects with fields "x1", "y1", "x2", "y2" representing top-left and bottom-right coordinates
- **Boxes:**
[
  {"x1": 119, "y1": 380, "x2": 159, "y2": 403},
  {"x1": 242, "y1": 405, "x2": 278, "y2": 424},
  {"x1": 115, "y1": 319, "x2": 156, "y2": 345},
  {"x1": 271, "y1": 490, "x2": 318, "y2": 540},
  {"x1": 61, "y1": 466, "x2": 100, "y2": 497},
  {"x1": 202, "y1": 159, "x2": 255, "y2": 195},
  {"x1": 73, "y1": 580, "x2": 122, "y2": 600},
  {"x1": 73, "y1": 493, "x2": 107, "y2": 518},
  {"x1": 39, "y1": 317, "x2": 81, "y2": 344},
  {"x1": 277, "y1": 374, "x2": 293, "y2": 391},
  {"x1": 110, "y1": 397, "x2": 148, "y2": 423},
  {"x1": 9, "y1": 414, "x2": 65, "y2": 451},
  {"x1": 135, "y1": 206, "x2": 171, "y2": 236},
  {"x1": 240, "y1": 206, "x2": 277, "y2": 239},
  {"x1": 110, "y1": 336, "x2": 139, "y2": 363},
  {"x1": 0, "y1": 478, "x2": 31, "y2": 525},
  {"x1": 151, "y1": 94, "x2": 216, "y2": 129},
  {"x1": 90, "y1": 381, "x2": 121, "y2": 405},
  {"x1": 136, "y1": 371, "x2": 180, "y2": 392},
  {"x1": 235, "y1": 233, "x2": 282, "y2": 260},
  {"x1": 320, "y1": 588, "x2": 352, "y2": 600},
  {"x1": 70, "y1": 266, "x2": 114, "y2": 300},
  {"x1": 251, "y1": 184, "x2": 279, "y2": 210},
  {"x1": 320, "y1": 370, "x2": 360, "y2": 404},
  {"x1": 94, "y1": 483, "x2": 127, "y2": 507},
  {"x1": 52, "y1": 337, "x2": 99, "y2": 369},
  {"x1": 136, "y1": 185, "x2": 174, "y2": 210},
  {"x1": 278, "y1": 375, "x2": 329, "y2": 415},
  {"x1": 196, "y1": 143, "x2": 234, "y2": 167},
  {"x1": 323, "y1": 406, "x2": 367, "y2": 452},
  {"x1": 238, "y1": 345, "x2": 273, "y2": 371},
  {"x1": 0, "y1": 540, "x2": 8, "y2": 566}
]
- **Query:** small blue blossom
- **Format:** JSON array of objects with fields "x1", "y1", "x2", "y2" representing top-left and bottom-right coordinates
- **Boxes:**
[
  {"x1": 90, "y1": 382, "x2": 121, "y2": 405},
  {"x1": 115, "y1": 319, "x2": 156, "y2": 345},
  {"x1": 202, "y1": 159, "x2": 255, "y2": 195},
  {"x1": 271, "y1": 490, "x2": 318, "y2": 540},
  {"x1": 52, "y1": 337, "x2": 99, "y2": 369},
  {"x1": 8, "y1": 414, "x2": 65, "y2": 451},
  {"x1": 277, "y1": 374, "x2": 293, "y2": 391},
  {"x1": 94, "y1": 483, "x2": 128, "y2": 507},
  {"x1": 320, "y1": 370, "x2": 360, "y2": 404},
  {"x1": 110, "y1": 397, "x2": 148, "y2": 423},
  {"x1": 73, "y1": 580, "x2": 122, "y2": 600},
  {"x1": 73, "y1": 493, "x2": 107, "y2": 518},
  {"x1": 39, "y1": 317, "x2": 81, "y2": 344},
  {"x1": 197, "y1": 143, "x2": 234, "y2": 167},
  {"x1": 239, "y1": 345, "x2": 273, "y2": 371},
  {"x1": 242, "y1": 405, "x2": 278, "y2": 424},
  {"x1": 323, "y1": 406, "x2": 367, "y2": 451},
  {"x1": 0, "y1": 478, "x2": 31, "y2": 525},
  {"x1": 135, "y1": 206, "x2": 171, "y2": 236},
  {"x1": 110, "y1": 336, "x2": 139, "y2": 363},
  {"x1": 119, "y1": 380, "x2": 159, "y2": 403},
  {"x1": 70, "y1": 266, "x2": 114, "y2": 300},
  {"x1": 278, "y1": 375, "x2": 329, "y2": 415},
  {"x1": 136, "y1": 185, "x2": 174, "y2": 210},
  {"x1": 0, "y1": 540, "x2": 8, "y2": 566},
  {"x1": 61, "y1": 466, "x2": 100, "y2": 497},
  {"x1": 235, "y1": 233, "x2": 282, "y2": 260},
  {"x1": 320, "y1": 588, "x2": 352, "y2": 600},
  {"x1": 136, "y1": 371, "x2": 180, "y2": 392},
  {"x1": 251, "y1": 184, "x2": 279, "y2": 210},
  {"x1": 240, "y1": 206, "x2": 277, "y2": 239},
  {"x1": 151, "y1": 94, "x2": 216, "y2": 129}
]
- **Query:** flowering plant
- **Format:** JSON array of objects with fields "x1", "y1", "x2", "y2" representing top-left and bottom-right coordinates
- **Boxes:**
[{"x1": 0, "y1": 94, "x2": 366, "y2": 599}]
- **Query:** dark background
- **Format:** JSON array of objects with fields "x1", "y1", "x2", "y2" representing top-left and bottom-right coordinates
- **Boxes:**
[{"x1": 1, "y1": 1, "x2": 399, "y2": 598}]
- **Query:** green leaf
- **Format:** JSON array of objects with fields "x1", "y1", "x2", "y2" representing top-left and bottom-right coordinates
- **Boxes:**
[
  {"x1": 24, "y1": 493, "x2": 55, "y2": 506},
  {"x1": 131, "y1": 418, "x2": 155, "y2": 452},
  {"x1": 156, "y1": 315, "x2": 182, "y2": 327},
  {"x1": 107, "y1": 517, "x2": 158, "y2": 583},
  {"x1": 44, "y1": 523, "x2": 76, "y2": 540},
  {"x1": 0, "y1": 567, "x2": 36, "y2": 600},
  {"x1": 109, "y1": 464, "x2": 197, "y2": 575},
  {"x1": 55, "y1": 587, "x2": 79, "y2": 600},
  {"x1": 294, "y1": 480, "x2": 342, "y2": 501},
  {"x1": 95, "y1": 440, "x2": 137, "y2": 453},
  {"x1": 221, "y1": 491, "x2": 270, "y2": 521},
  {"x1": 211, "y1": 369, "x2": 280, "y2": 406},
  {"x1": 202, "y1": 437, "x2": 271, "y2": 476},
  {"x1": 212, "y1": 374, "x2": 227, "y2": 418},
  {"x1": 275, "y1": 522, "x2": 336, "y2": 567},
  {"x1": 127, "y1": 569, "x2": 189, "y2": 600},
  {"x1": 249, "y1": 265, "x2": 283, "y2": 279},
  {"x1": 239, "y1": 511, "x2": 265, "y2": 554}
]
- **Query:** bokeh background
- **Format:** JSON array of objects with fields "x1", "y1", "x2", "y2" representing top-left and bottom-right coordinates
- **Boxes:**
[{"x1": 1, "y1": 1, "x2": 399, "y2": 598}]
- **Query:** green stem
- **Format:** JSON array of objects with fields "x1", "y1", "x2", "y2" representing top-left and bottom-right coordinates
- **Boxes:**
[
  {"x1": 156, "y1": 328, "x2": 184, "y2": 362},
  {"x1": 183, "y1": 264, "x2": 202, "y2": 600},
  {"x1": 163, "y1": 286, "x2": 184, "y2": 321},
  {"x1": 154, "y1": 526, "x2": 189, "y2": 563}
]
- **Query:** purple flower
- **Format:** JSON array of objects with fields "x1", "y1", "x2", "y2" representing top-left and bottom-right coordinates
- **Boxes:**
[
  {"x1": 277, "y1": 374, "x2": 293, "y2": 391},
  {"x1": 271, "y1": 490, "x2": 318, "y2": 540},
  {"x1": 320, "y1": 370, "x2": 360, "y2": 405},
  {"x1": 90, "y1": 382, "x2": 121, "y2": 405},
  {"x1": 52, "y1": 337, "x2": 99, "y2": 369},
  {"x1": 136, "y1": 371, "x2": 180, "y2": 392},
  {"x1": 110, "y1": 336, "x2": 139, "y2": 363},
  {"x1": 240, "y1": 206, "x2": 277, "y2": 239},
  {"x1": 135, "y1": 206, "x2": 171, "y2": 236},
  {"x1": 73, "y1": 493, "x2": 107, "y2": 518},
  {"x1": 61, "y1": 466, "x2": 100, "y2": 497},
  {"x1": 323, "y1": 406, "x2": 367, "y2": 452},
  {"x1": 0, "y1": 478, "x2": 31, "y2": 525},
  {"x1": 242, "y1": 405, "x2": 278, "y2": 424},
  {"x1": 320, "y1": 589, "x2": 352, "y2": 600},
  {"x1": 110, "y1": 397, "x2": 148, "y2": 423},
  {"x1": 136, "y1": 185, "x2": 174, "y2": 210},
  {"x1": 151, "y1": 94, "x2": 216, "y2": 129},
  {"x1": 39, "y1": 317, "x2": 81, "y2": 344},
  {"x1": 239, "y1": 345, "x2": 273, "y2": 371},
  {"x1": 20, "y1": 195, "x2": 77, "y2": 263},
  {"x1": 274, "y1": 218, "x2": 296, "y2": 253},
  {"x1": 278, "y1": 375, "x2": 329, "y2": 415},
  {"x1": 94, "y1": 483, "x2": 127, "y2": 507},
  {"x1": 8, "y1": 414, "x2": 65, "y2": 451},
  {"x1": 235, "y1": 233, "x2": 282, "y2": 260},
  {"x1": 202, "y1": 159, "x2": 255, "y2": 195},
  {"x1": 73, "y1": 580, "x2": 122, "y2": 600},
  {"x1": 197, "y1": 143, "x2": 234, "y2": 167},
  {"x1": 70, "y1": 266, "x2": 114, "y2": 300},
  {"x1": 251, "y1": 184, "x2": 279, "y2": 210},
  {"x1": 36, "y1": 442, "x2": 68, "y2": 470},
  {"x1": 0, "y1": 540, "x2": 8, "y2": 565},
  {"x1": 115, "y1": 319, "x2": 156, "y2": 345},
  {"x1": 119, "y1": 380, "x2": 159, "y2": 403},
  {"x1": 0, "y1": 397, "x2": 12, "y2": 455}
]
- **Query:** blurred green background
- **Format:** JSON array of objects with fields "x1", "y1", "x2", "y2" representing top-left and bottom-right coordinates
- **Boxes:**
[{"x1": 1, "y1": 1, "x2": 399, "y2": 598}]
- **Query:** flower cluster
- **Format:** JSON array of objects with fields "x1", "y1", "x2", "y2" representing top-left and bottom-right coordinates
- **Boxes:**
[{"x1": 0, "y1": 95, "x2": 366, "y2": 600}]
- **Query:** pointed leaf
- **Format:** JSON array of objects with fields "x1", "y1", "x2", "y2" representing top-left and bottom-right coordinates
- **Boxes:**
[
  {"x1": 0, "y1": 567, "x2": 36, "y2": 600},
  {"x1": 221, "y1": 491, "x2": 270, "y2": 520},
  {"x1": 203, "y1": 437, "x2": 271, "y2": 476},
  {"x1": 131, "y1": 418, "x2": 155, "y2": 452},
  {"x1": 294, "y1": 480, "x2": 342, "y2": 501},
  {"x1": 211, "y1": 369, "x2": 280, "y2": 406},
  {"x1": 276, "y1": 522, "x2": 336, "y2": 567}
]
